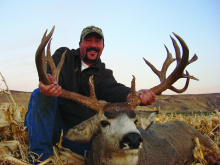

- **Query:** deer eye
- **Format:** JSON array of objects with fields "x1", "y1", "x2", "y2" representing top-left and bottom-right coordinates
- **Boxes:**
[
  {"x1": 134, "y1": 119, "x2": 138, "y2": 125},
  {"x1": 101, "y1": 121, "x2": 110, "y2": 127}
]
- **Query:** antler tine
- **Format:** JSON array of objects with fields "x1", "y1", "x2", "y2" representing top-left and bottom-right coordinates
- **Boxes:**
[
  {"x1": 161, "y1": 45, "x2": 176, "y2": 82},
  {"x1": 169, "y1": 71, "x2": 190, "y2": 93},
  {"x1": 128, "y1": 76, "x2": 141, "y2": 109},
  {"x1": 35, "y1": 26, "x2": 55, "y2": 85},
  {"x1": 170, "y1": 35, "x2": 181, "y2": 65},
  {"x1": 46, "y1": 39, "x2": 56, "y2": 77},
  {"x1": 144, "y1": 33, "x2": 199, "y2": 95},
  {"x1": 88, "y1": 75, "x2": 98, "y2": 100},
  {"x1": 35, "y1": 26, "x2": 107, "y2": 112},
  {"x1": 169, "y1": 33, "x2": 199, "y2": 90},
  {"x1": 143, "y1": 45, "x2": 176, "y2": 83},
  {"x1": 41, "y1": 30, "x2": 47, "y2": 73},
  {"x1": 143, "y1": 58, "x2": 160, "y2": 78},
  {"x1": 167, "y1": 34, "x2": 190, "y2": 93},
  {"x1": 189, "y1": 54, "x2": 198, "y2": 64},
  {"x1": 61, "y1": 76, "x2": 107, "y2": 112},
  {"x1": 46, "y1": 39, "x2": 66, "y2": 82}
]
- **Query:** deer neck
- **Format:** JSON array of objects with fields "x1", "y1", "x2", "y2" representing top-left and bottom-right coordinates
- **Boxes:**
[
  {"x1": 101, "y1": 152, "x2": 139, "y2": 165},
  {"x1": 88, "y1": 136, "x2": 139, "y2": 165}
]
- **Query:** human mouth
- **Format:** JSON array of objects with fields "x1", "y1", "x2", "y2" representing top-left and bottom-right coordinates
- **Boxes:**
[
  {"x1": 89, "y1": 50, "x2": 97, "y2": 53},
  {"x1": 86, "y1": 47, "x2": 100, "y2": 54},
  {"x1": 88, "y1": 50, "x2": 98, "y2": 57}
]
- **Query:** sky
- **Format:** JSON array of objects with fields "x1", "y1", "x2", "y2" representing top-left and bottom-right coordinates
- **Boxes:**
[{"x1": 0, "y1": 0, "x2": 220, "y2": 95}]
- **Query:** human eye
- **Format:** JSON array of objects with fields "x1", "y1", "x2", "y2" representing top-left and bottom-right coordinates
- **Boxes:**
[
  {"x1": 96, "y1": 39, "x2": 102, "y2": 43},
  {"x1": 85, "y1": 38, "x2": 91, "y2": 41}
]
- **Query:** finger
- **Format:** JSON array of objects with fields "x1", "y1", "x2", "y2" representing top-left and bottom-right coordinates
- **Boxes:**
[
  {"x1": 141, "y1": 92, "x2": 153, "y2": 105},
  {"x1": 137, "y1": 89, "x2": 156, "y2": 105},
  {"x1": 56, "y1": 86, "x2": 62, "y2": 97},
  {"x1": 148, "y1": 90, "x2": 156, "y2": 102},
  {"x1": 149, "y1": 90, "x2": 156, "y2": 98},
  {"x1": 47, "y1": 73, "x2": 58, "y2": 85},
  {"x1": 143, "y1": 90, "x2": 155, "y2": 104},
  {"x1": 39, "y1": 82, "x2": 61, "y2": 97},
  {"x1": 48, "y1": 85, "x2": 62, "y2": 97},
  {"x1": 39, "y1": 81, "x2": 55, "y2": 93},
  {"x1": 47, "y1": 85, "x2": 58, "y2": 95},
  {"x1": 137, "y1": 90, "x2": 148, "y2": 105},
  {"x1": 140, "y1": 95, "x2": 146, "y2": 105},
  {"x1": 136, "y1": 91, "x2": 143, "y2": 97},
  {"x1": 126, "y1": 94, "x2": 131, "y2": 102}
]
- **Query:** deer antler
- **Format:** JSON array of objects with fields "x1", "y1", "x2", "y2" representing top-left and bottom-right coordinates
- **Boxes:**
[
  {"x1": 35, "y1": 26, "x2": 107, "y2": 112},
  {"x1": 143, "y1": 33, "x2": 198, "y2": 95},
  {"x1": 35, "y1": 26, "x2": 66, "y2": 84},
  {"x1": 129, "y1": 33, "x2": 199, "y2": 108}
]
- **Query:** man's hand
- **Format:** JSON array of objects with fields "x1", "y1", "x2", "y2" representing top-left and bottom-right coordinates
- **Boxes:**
[
  {"x1": 127, "y1": 89, "x2": 156, "y2": 106},
  {"x1": 137, "y1": 89, "x2": 156, "y2": 105},
  {"x1": 39, "y1": 74, "x2": 62, "y2": 97}
]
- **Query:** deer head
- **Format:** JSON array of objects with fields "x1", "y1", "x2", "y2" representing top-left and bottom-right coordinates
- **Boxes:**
[{"x1": 35, "y1": 26, "x2": 198, "y2": 153}]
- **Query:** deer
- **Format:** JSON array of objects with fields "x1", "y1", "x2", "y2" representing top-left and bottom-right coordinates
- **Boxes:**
[{"x1": 35, "y1": 26, "x2": 219, "y2": 165}]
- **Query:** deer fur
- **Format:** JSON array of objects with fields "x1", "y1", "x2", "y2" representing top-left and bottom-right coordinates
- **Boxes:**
[{"x1": 66, "y1": 104, "x2": 216, "y2": 165}]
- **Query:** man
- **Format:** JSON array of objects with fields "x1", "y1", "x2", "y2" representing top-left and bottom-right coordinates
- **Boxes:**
[{"x1": 24, "y1": 25, "x2": 156, "y2": 162}]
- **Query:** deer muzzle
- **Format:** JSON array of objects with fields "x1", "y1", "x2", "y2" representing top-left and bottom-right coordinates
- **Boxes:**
[{"x1": 120, "y1": 132, "x2": 143, "y2": 150}]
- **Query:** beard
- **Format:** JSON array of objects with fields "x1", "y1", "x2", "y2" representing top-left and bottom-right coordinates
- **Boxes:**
[{"x1": 83, "y1": 47, "x2": 100, "y2": 64}]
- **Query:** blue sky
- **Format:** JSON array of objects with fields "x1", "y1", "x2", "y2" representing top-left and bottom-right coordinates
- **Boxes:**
[{"x1": 0, "y1": 0, "x2": 220, "y2": 94}]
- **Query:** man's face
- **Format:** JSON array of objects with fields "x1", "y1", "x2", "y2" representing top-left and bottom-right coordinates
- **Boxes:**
[{"x1": 79, "y1": 33, "x2": 104, "y2": 66}]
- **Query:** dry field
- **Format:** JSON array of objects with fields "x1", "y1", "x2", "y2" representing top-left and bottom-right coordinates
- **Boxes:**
[
  {"x1": 0, "y1": 93, "x2": 219, "y2": 164},
  {"x1": 0, "y1": 74, "x2": 220, "y2": 164},
  {"x1": 1, "y1": 91, "x2": 220, "y2": 114},
  {"x1": 0, "y1": 102, "x2": 219, "y2": 165}
]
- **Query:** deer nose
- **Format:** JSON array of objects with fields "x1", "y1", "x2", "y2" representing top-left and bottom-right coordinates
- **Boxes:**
[{"x1": 120, "y1": 133, "x2": 143, "y2": 149}]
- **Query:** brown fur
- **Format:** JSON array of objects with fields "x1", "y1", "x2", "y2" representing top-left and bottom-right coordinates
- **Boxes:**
[{"x1": 84, "y1": 120, "x2": 215, "y2": 165}]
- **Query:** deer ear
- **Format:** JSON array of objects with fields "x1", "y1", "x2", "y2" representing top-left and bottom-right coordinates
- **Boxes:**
[
  {"x1": 135, "y1": 111, "x2": 158, "y2": 130},
  {"x1": 65, "y1": 115, "x2": 99, "y2": 143}
]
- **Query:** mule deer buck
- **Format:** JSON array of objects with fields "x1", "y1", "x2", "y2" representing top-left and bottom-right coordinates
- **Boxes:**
[{"x1": 35, "y1": 26, "x2": 219, "y2": 165}]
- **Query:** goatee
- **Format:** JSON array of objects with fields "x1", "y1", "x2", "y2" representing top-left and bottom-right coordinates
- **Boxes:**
[{"x1": 83, "y1": 47, "x2": 100, "y2": 64}]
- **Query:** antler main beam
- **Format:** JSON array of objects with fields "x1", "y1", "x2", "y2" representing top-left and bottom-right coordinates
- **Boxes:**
[
  {"x1": 143, "y1": 33, "x2": 198, "y2": 95},
  {"x1": 35, "y1": 26, "x2": 107, "y2": 112}
]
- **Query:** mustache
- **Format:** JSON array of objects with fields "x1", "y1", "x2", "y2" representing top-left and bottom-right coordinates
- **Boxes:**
[{"x1": 86, "y1": 47, "x2": 100, "y2": 53}]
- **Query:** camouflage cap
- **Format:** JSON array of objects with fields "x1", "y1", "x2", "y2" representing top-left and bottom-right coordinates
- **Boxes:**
[{"x1": 80, "y1": 25, "x2": 104, "y2": 40}]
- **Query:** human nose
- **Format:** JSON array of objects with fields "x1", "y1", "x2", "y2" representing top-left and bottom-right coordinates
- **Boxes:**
[{"x1": 89, "y1": 39, "x2": 97, "y2": 47}]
